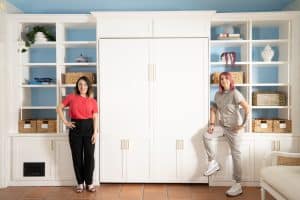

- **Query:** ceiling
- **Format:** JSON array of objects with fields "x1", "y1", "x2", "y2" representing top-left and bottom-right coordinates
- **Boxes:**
[{"x1": 7, "y1": 0, "x2": 293, "y2": 14}]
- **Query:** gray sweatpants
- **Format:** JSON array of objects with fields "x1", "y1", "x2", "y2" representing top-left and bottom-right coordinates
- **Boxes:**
[{"x1": 203, "y1": 126, "x2": 242, "y2": 182}]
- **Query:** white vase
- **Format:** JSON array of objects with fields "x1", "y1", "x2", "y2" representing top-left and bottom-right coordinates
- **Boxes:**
[
  {"x1": 34, "y1": 32, "x2": 47, "y2": 43},
  {"x1": 261, "y1": 44, "x2": 274, "y2": 62}
]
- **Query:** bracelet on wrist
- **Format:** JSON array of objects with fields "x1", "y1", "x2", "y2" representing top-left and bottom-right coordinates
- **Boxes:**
[{"x1": 209, "y1": 123, "x2": 215, "y2": 126}]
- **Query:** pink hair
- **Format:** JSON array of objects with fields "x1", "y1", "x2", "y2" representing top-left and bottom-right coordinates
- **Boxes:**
[{"x1": 219, "y1": 72, "x2": 235, "y2": 92}]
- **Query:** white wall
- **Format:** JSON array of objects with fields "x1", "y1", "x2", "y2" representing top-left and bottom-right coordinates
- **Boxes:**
[
  {"x1": 0, "y1": 1, "x2": 21, "y2": 188},
  {"x1": 0, "y1": 11, "x2": 7, "y2": 189},
  {"x1": 284, "y1": 0, "x2": 300, "y2": 10}
]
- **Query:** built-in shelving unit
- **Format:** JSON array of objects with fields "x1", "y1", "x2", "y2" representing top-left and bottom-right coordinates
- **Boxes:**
[{"x1": 210, "y1": 17, "x2": 291, "y2": 133}]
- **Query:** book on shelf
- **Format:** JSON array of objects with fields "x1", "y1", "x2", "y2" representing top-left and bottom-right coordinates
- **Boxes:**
[{"x1": 217, "y1": 33, "x2": 241, "y2": 40}]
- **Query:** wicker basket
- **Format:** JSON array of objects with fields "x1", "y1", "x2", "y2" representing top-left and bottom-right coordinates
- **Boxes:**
[
  {"x1": 211, "y1": 72, "x2": 244, "y2": 84},
  {"x1": 252, "y1": 92, "x2": 286, "y2": 106},
  {"x1": 37, "y1": 120, "x2": 57, "y2": 133},
  {"x1": 62, "y1": 72, "x2": 96, "y2": 84},
  {"x1": 19, "y1": 120, "x2": 37, "y2": 133},
  {"x1": 252, "y1": 119, "x2": 273, "y2": 133},
  {"x1": 273, "y1": 119, "x2": 291, "y2": 133},
  {"x1": 277, "y1": 156, "x2": 300, "y2": 166}
]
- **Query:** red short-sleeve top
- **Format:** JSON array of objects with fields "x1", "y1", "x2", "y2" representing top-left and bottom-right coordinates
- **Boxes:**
[{"x1": 62, "y1": 93, "x2": 98, "y2": 119}]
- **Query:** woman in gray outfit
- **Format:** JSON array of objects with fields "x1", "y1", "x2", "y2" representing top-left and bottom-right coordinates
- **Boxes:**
[{"x1": 203, "y1": 71, "x2": 249, "y2": 197}]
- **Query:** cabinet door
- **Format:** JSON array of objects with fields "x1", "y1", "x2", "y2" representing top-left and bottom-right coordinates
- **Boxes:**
[
  {"x1": 179, "y1": 138, "x2": 208, "y2": 183},
  {"x1": 126, "y1": 136, "x2": 150, "y2": 182},
  {"x1": 209, "y1": 137, "x2": 253, "y2": 185},
  {"x1": 99, "y1": 39, "x2": 150, "y2": 139},
  {"x1": 100, "y1": 134, "x2": 124, "y2": 182},
  {"x1": 99, "y1": 39, "x2": 150, "y2": 182},
  {"x1": 12, "y1": 137, "x2": 55, "y2": 181},
  {"x1": 210, "y1": 139, "x2": 232, "y2": 183},
  {"x1": 153, "y1": 38, "x2": 209, "y2": 139},
  {"x1": 150, "y1": 136, "x2": 177, "y2": 181},
  {"x1": 151, "y1": 38, "x2": 208, "y2": 182},
  {"x1": 55, "y1": 139, "x2": 75, "y2": 181}
]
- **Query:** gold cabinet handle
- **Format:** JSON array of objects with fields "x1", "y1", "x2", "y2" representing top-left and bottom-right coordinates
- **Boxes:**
[{"x1": 272, "y1": 140, "x2": 275, "y2": 151}]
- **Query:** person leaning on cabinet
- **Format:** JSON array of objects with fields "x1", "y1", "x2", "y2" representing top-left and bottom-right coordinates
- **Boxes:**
[{"x1": 203, "y1": 71, "x2": 250, "y2": 197}]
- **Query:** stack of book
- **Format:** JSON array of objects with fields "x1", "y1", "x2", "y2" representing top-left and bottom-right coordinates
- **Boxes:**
[{"x1": 217, "y1": 33, "x2": 241, "y2": 40}]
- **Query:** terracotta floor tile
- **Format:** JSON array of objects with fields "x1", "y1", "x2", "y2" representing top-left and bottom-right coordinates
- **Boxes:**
[{"x1": 0, "y1": 184, "x2": 263, "y2": 200}]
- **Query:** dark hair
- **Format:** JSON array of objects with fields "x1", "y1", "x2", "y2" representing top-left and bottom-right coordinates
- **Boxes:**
[
  {"x1": 219, "y1": 71, "x2": 235, "y2": 92},
  {"x1": 74, "y1": 76, "x2": 93, "y2": 97}
]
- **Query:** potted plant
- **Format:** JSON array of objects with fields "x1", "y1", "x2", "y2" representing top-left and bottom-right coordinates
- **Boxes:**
[{"x1": 20, "y1": 26, "x2": 56, "y2": 53}]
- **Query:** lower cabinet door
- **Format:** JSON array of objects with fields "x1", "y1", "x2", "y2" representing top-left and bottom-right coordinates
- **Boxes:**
[
  {"x1": 100, "y1": 134, "x2": 124, "y2": 182},
  {"x1": 179, "y1": 138, "x2": 208, "y2": 183},
  {"x1": 55, "y1": 139, "x2": 75, "y2": 181},
  {"x1": 150, "y1": 137, "x2": 177, "y2": 182},
  {"x1": 126, "y1": 136, "x2": 150, "y2": 182},
  {"x1": 12, "y1": 137, "x2": 55, "y2": 181}
]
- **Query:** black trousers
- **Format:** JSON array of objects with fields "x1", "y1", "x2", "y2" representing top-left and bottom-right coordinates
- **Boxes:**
[{"x1": 69, "y1": 118, "x2": 95, "y2": 185}]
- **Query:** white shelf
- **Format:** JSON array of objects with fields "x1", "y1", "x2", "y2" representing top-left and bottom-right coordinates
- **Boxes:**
[
  {"x1": 251, "y1": 83, "x2": 288, "y2": 86},
  {"x1": 210, "y1": 40, "x2": 249, "y2": 47},
  {"x1": 23, "y1": 63, "x2": 57, "y2": 67},
  {"x1": 60, "y1": 84, "x2": 97, "y2": 87},
  {"x1": 21, "y1": 84, "x2": 57, "y2": 88},
  {"x1": 210, "y1": 61, "x2": 249, "y2": 65},
  {"x1": 252, "y1": 39, "x2": 288, "y2": 44},
  {"x1": 62, "y1": 62, "x2": 97, "y2": 66},
  {"x1": 211, "y1": 83, "x2": 250, "y2": 87},
  {"x1": 30, "y1": 42, "x2": 56, "y2": 48},
  {"x1": 21, "y1": 106, "x2": 57, "y2": 109},
  {"x1": 63, "y1": 41, "x2": 96, "y2": 47},
  {"x1": 9, "y1": 133, "x2": 68, "y2": 137},
  {"x1": 252, "y1": 61, "x2": 287, "y2": 65},
  {"x1": 252, "y1": 106, "x2": 290, "y2": 109}
]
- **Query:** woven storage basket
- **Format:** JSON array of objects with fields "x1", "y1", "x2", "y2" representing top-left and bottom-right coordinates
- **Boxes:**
[
  {"x1": 62, "y1": 72, "x2": 96, "y2": 84},
  {"x1": 252, "y1": 119, "x2": 273, "y2": 133},
  {"x1": 252, "y1": 92, "x2": 286, "y2": 106},
  {"x1": 37, "y1": 120, "x2": 57, "y2": 133},
  {"x1": 211, "y1": 72, "x2": 244, "y2": 84},
  {"x1": 273, "y1": 119, "x2": 291, "y2": 133},
  {"x1": 277, "y1": 156, "x2": 300, "y2": 166},
  {"x1": 19, "y1": 120, "x2": 37, "y2": 133}
]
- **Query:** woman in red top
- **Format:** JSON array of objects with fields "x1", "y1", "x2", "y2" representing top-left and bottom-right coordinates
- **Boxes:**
[{"x1": 57, "y1": 76, "x2": 98, "y2": 193}]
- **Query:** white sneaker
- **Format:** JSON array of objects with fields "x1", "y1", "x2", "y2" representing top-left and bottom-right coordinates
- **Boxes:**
[
  {"x1": 226, "y1": 182, "x2": 243, "y2": 196},
  {"x1": 204, "y1": 160, "x2": 220, "y2": 176}
]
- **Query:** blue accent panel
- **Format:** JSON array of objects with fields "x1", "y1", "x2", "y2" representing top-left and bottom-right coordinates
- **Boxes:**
[
  {"x1": 66, "y1": 29, "x2": 96, "y2": 41},
  {"x1": 210, "y1": 86, "x2": 219, "y2": 102},
  {"x1": 30, "y1": 48, "x2": 56, "y2": 63},
  {"x1": 27, "y1": 109, "x2": 57, "y2": 119},
  {"x1": 211, "y1": 47, "x2": 241, "y2": 62},
  {"x1": 65, "y1": 48, "x2": 96, "y2": 63},
  {"x1": 7, "y1": 0, "x2": 292, "y2": 14},
  {"x1": 66, "y1": 66, "x2": 96, "y2": 73},
  {"x1": 252, "y1": 109, "x2": 279, "y2": 119},
  {"x1": 211, "y1": 26, "x2": 243, "y2": 40},
  {"x1": 252, "y1": 66, "x2": 278, "y2": 83},
  {"x1": 30, "y1": 67, "x2": 56, "y2": 83},
  {"x1": 252, "y1": 27, "x2": 279, "y2": 40},
  {"x1": 31, "y1": 88, "x2": 56, "y2": 106},
  {"x1": 252, "y1": 46, "x2": 279, "y2": 62},
  {"x1": 252, "y1": 86, "x2": 280, "y2": 92}
]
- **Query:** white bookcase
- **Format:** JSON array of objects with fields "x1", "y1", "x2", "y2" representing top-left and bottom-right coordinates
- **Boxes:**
[
  {"x1": 17, "y1": 16, "x2": 97, "y2": 135},
  {"x1": 209, "y1": 12, "x2": 300, "y2": 186},
  {"x1": 210, "y1": 14, "x2": 292, "y2": 133},
  {"x1": 6, "y1": 14, "x2": 99, "y2": 186},
  {"x1": 3, "y1": 11, "x2": 300, "y2": 187}
]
